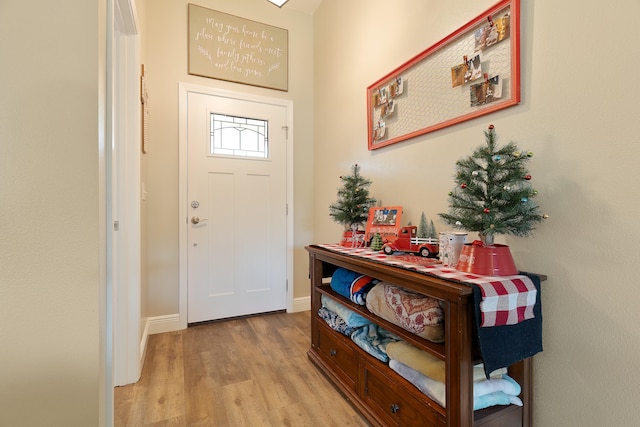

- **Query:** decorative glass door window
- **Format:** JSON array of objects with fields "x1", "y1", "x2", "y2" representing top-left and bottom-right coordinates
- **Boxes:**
[{"x1": 209, "y1": 113, "x2": 269, "y2": 158}]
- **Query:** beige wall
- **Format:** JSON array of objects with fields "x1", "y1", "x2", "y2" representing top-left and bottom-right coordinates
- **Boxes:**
[
  {"x1": 1, "y1": 0, "x2": 637, "y2": 425},
  {"x1": 144, "y1": 0, "x2": 315, "y2": 316},
  {"x1": 0, "y1": 0, "x2": 104, "y2": 425},
  {"x1": 314, "y1": 0, "x2": 640, "y2": 425}
]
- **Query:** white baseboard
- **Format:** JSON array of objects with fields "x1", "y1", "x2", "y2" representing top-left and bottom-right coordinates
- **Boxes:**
[
  {"x1": 292, "y1": 296, "x2": 310, "y2": 312},
  {"x1": 137, "y1": 300, "x2": 310, "y2": 375},
  {"x1": 146, "y1": 313, "x2": 183, "y2": 335},
  {"x1": 139, "y1": 318, "x2": 149, "y2": 364},
  {"x1": 142, "y1": 298, "x2": 309, "y2": 346}
]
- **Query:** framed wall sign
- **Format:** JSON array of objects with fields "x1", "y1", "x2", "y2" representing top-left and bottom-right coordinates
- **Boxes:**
[
  {"x1": 367, "y1": 0, "x2": 520, "y2": 150},
  {"x1": 188, "y1": 3, "x2": 289, "y2": 91}
]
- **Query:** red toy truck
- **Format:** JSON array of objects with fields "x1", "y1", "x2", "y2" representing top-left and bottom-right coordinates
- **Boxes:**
[{"x1": 381, "y1": 225, "x2": 439, "y2": 258}]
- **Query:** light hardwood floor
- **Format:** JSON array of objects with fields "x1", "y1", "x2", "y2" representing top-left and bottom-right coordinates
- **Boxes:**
[{"x1": 115, "y1": 311, "x2": 370, "y2": 427}]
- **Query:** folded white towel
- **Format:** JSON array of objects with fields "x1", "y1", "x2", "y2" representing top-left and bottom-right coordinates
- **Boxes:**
[{"x1": 389, "y1": 359, "x2": 523, "y2": 410}]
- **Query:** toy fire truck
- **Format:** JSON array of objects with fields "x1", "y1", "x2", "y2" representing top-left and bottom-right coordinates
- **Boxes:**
[{"x1": 381, "y1": 225, "x2": 439, "y2": 258}]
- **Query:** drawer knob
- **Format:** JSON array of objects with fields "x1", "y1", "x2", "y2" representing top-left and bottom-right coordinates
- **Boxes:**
[
  {"x1": 390, "y1": 404, "x2": 400, "y2": 414},
  {"x1": 330, "y1": 349, "x2": 337, "y2": 357}
]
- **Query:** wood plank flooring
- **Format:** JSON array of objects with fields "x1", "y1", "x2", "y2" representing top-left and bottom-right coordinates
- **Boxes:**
[{"x1": 114, "y1": 311, "x2": 370, "y2": 427}]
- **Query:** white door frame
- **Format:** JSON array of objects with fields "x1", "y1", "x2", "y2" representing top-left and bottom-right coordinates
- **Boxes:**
[
  {"x1": 112, "y1": 0, "x2": 142, "y2": 387},
  {"x1": 178, "y1": 83, "x2": 294, "y2": 328}
]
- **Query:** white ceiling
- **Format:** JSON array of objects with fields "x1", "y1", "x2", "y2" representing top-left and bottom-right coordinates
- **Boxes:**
[{"x1": 280, "y1": 0, "x2": 323, "y2": 15}]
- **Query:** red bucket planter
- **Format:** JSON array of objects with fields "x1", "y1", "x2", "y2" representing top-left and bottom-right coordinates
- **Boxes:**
[{"x1": 455, "y1": 243, "x2": 518, "y2": 276}]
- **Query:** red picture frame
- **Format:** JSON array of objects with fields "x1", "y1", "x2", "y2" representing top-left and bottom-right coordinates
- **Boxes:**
[
  {"x1": 367, "y1": 0, "x2": 520, "y2": 150},
  {"x1": 364, "y1": 206, "x2": 403, "y2": 243}
]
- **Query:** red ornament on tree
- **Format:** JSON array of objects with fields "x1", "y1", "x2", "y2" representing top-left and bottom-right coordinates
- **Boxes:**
[
  {"x1": 488, "y1": 124, "x2": 494, "y2": 130},
  {"x1": 461, "y1": 183, "x2": 468, "y2": 189},
  {"x1": 483, "y1": 208, "x2": 490, "y2": 213},
  {"x1": 524, "y1": 174, "x2": 532, "y2": 180}
]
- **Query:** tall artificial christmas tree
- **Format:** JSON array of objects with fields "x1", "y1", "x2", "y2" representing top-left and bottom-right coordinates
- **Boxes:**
[
  {"x1": 439, "y1": 125, "x2": 547, "y2": 248},
  {"x1": 330, "y1": 164, "x2": 376, "y2": 245}
]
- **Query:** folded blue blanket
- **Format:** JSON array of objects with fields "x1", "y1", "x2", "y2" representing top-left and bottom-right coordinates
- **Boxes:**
[
  {"x1": 318, "y1": 307, "x2": 358, "y2": 336},
  {"x1": 350, "y1": 324, "x2": 401, "y2": 363},
  {"x1": 330, "y1": 268, "x2": 378, "y2": 305},
  {"x1": 321, "y1": 294, "x2": 371, "y2": 328},
  {"x1": 474, "y1": 374, "x2": 521, "y2": 397},
  {"x1": 475, "y1": 391, "x2": 522, "y2": 411}
]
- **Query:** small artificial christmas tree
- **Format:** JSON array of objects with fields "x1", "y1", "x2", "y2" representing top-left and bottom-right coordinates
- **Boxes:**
[
  {"x1": 417, "y1": 213, "x2": 438, "y2": 239},
  {"x1": 329, "y1": 164, "x2": 377, "y2": 231},
  {"x1": 418, "y1": 212, "x2": 429, "y2": 238},
  {"x1": 428, "y1": 219, "x2": 438, "y2": 239},
  {"x1": 439, "y1": 125, "x2": 547, "y2": 246},
  {"x1": 370, "y1": 233, "x2": 383, "y2": 251}
]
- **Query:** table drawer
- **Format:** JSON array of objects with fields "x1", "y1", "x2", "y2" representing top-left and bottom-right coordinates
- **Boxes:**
[
  {"x1": 362, "y1": 360, "x2": 444, "y2": 427},
  {"x1": 315, "y1": 321, "x2": 358, "y2": 391}
]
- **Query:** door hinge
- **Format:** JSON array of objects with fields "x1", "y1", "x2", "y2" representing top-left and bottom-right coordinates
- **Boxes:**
[
  {"x1": 286, "y1": 279, "x2": 289, "y2": 291},
  {"x1": 282, "y1": 125, "x2": 289, "y2": 140}
]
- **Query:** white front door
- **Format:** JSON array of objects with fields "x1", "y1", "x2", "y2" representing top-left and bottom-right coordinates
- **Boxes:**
[{"x1": 186, "y1": 91, "x2": 288, "y2": 323}]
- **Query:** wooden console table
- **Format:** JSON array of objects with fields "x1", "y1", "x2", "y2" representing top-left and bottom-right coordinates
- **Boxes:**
[{"x1": 307, "y1": 244, "x2": 540, "y2": 427}]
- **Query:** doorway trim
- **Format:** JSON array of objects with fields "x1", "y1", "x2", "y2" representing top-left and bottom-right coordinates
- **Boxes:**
[
  {"x1": 178, "y1": 83, "x2": 294, "y2": 328},
  {"x1": 112, "y1": 0, "x2": 141, "y2": 388}
]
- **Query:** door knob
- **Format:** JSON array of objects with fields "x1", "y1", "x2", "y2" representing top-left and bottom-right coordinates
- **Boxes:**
[{"x1": 191, "y1": 216, "x2": 208, "y2": 224}]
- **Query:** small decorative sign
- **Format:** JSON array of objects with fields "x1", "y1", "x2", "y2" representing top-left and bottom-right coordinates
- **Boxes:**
[{"x1": 188, "y1": 3, "x2": 288, "y2": 91}]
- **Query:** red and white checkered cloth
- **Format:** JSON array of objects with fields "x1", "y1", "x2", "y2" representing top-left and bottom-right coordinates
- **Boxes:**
[{"x1": 316, "y1": 244, "x2": 537, "y2": 328}]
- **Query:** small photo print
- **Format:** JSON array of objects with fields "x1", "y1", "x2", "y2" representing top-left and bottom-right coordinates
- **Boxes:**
[
  {"x1": 373, "y1": 120, "x2": 386, "y2": 141},
  {"x1": 470, "y1": 75, "x2": 502, "y2": 107},
  {"x1": 390, "y1": 76, "x2": 404, "y2": 97},
  {"x1": 485, "y1": 75, "x2": 502, "y2": 103},
  {"x1": 451, "y1": 63, "x2": 466, "y2": 88},
  {"x1": 381, "y1": 99, "x2": 395, "y2": 118},
  {"x1": 470, "y1": 81, "x2": 486, "y2": 106},
  {"x1": 464, "y1": 54, "x2": 482, "y2": 84},
  {"x1": 475, "y1": 26, "x2": 488, "y2": 51},
  {"x1": 373, "y1": 86, "x2": 389, "y2": 107},
  {"x1": 475, "y1": 13, "x2": 510, "y2": 51},
  {"x1": 492, "y1": 14, "x2": 510, "y2": 46}
]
